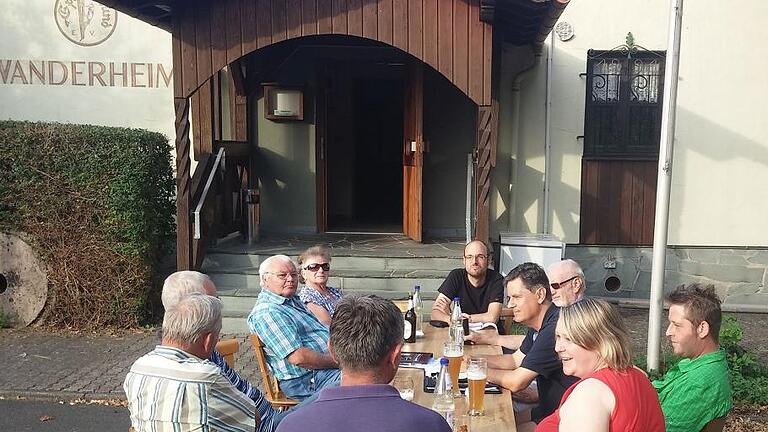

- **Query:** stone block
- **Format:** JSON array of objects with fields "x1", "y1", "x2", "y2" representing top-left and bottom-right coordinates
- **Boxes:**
[
  {"x1": 723, "y1": 293, "x2": 768, "y2": 310},
  {"x1": 718, "y1": 254, "x2": 750, "y2": 266},
  {"x1": 747, "y1": 251, "x2": 768, "y2": 266},
  {"x1": 686, "y1": 249, "x2": 722, "y2": 264},
  {"x1": 728, "y1": 283, "x2": 761, "y2": 297},
  {"x1": 677, "y1": 260, "x2": 764, "y2": 284}
]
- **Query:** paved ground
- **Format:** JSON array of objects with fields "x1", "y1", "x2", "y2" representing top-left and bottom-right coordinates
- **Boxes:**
[
  {"x1": 0, "y1": 329, "x2": 262, "y2": 400},
  {"x1": 0, "y1": 399, "x2": 130, "y2": 432}
]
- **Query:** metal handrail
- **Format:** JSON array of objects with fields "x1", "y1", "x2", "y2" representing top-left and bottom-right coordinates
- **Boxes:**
[{"x1": 193, "y1": 147, "x2": 226, "y2": 239}]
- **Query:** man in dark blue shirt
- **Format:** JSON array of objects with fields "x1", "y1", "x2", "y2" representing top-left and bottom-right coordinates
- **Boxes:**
[{"x1": 466, "y1": 262, "x2": 577, "y2": 424}]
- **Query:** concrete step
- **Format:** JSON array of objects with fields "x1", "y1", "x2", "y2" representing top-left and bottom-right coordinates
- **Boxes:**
[{"x1": 203, "y1": 252, "x2": 462, "y2": 272}]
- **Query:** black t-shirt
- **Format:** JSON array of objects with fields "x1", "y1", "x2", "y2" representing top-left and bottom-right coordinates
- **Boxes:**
[
  {"x1": 519, "y1": 304, "x2": 579, "y2": 423},
  {"x1": 437, "y1": 268, "x2": 505, "y2": 331}
]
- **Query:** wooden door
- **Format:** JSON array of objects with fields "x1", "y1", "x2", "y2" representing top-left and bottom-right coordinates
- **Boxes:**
[{"x1": 403, "y1": 61, "x2": 424, "y2": 242}]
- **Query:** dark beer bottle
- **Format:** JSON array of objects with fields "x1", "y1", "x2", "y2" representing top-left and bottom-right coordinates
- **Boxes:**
[{"x1": 404, "y1": 296, "x2": 417, "y2": 343}]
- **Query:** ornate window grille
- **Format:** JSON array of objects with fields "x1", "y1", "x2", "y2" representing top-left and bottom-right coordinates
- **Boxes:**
[{"x1": 584, "y1": 44, "x2": 666, "y2": 160}]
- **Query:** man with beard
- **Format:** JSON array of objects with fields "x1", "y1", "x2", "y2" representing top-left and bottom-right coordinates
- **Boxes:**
[{"x1": 431, "y1": 240, "x2": 505, "y2": 331}]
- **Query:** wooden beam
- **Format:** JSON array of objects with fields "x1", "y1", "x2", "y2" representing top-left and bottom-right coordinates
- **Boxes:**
[
  {"x1": 475, "y1": 105, "x2": 496, "y2": 243},
  {"x1": 174, "y1": 96, "x2": 193, "y2": 270}
]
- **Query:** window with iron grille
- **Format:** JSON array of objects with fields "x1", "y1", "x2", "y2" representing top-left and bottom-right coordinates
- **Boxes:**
[{"x1": 583, "y1": 50, "x2": 666, "y2": 159}]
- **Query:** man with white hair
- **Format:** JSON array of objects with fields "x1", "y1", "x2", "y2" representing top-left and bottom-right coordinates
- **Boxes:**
[
  {"x1": 125, "y1": 293, "x2": 258, "y2": 431},
  {"x1": 159, "y1": 270, "x2": 289, "y2": 432},
  {"x1": 248, "y1": 255, "x2": 340, "y2": 400},
  {"x1": 545, "y1": 259, "x2": 586, "y2": 307}
]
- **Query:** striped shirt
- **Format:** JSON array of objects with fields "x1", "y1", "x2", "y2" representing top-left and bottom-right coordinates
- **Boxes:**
[
  {"x1": 247, "y1": 290, "x2": 330, "y2": 380},
  {"x1": 298, "y1": 285, "x2": 343, "y2": 317},
  {"x1": 124, "y1": 345, "x2": 257, "y2": 432}
]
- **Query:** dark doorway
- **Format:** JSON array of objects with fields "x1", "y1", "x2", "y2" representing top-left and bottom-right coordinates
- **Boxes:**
[{"x1": 326, "y1": 69, "x2": 404, "y2": 232}]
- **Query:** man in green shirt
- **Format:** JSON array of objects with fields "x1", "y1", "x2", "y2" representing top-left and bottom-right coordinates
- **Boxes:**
[{"x1": 652, "y1": 283, "x2": 732, "y2": 432}]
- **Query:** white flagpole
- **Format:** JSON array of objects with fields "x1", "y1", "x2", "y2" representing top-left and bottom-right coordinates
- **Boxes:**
[{"x1": 647, "y1": 0, "x2": 685, "y2": 371}]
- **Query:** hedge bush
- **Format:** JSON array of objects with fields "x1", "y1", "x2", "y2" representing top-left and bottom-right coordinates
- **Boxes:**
[{"x1": 0, "y1": 121, "x2": 174, "y2": 328}]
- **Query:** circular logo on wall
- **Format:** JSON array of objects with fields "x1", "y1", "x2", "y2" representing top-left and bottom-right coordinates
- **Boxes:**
[{"x1": 54, "y1": 0, "x2": 118, "y2": 47}]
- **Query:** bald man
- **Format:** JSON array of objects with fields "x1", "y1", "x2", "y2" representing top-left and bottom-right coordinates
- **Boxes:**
[
  {"x1": 431, "y1": 240, "x2": 505, "y2": 330},
  {"x1": 546, "y1": 259, "x2": 586, "y2": 307}
]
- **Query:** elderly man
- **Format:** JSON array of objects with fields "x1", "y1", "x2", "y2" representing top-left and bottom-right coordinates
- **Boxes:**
[
  {"x1": 546, "y1": 259, "x2": 586, "y2": 307},
  {"x1": 468, "y1": 262, "x2": 577, "y2": 424},
  {"x1": 431, "y1": 240, "x2": 505, "y2": 329},
  {"x1": 161, "y1": 270, "x2": 299, "y2": 432},
  {"x1": 276, "y1": 295, "x2": 451, "y2": 432},
  {"x1": 652, "y1": 284, "x2": 732, "y2": 432},
  {"x1": 125, "y1": 294, "x2": 258, "y2": 431},
  {"x1": 248, "y1": 255, "x2": 340, "y2": 400}
]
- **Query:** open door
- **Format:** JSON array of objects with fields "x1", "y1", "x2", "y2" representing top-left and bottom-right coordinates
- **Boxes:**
[{"x1": 402, "y1": 61, "x2": 423, "y2": 242}]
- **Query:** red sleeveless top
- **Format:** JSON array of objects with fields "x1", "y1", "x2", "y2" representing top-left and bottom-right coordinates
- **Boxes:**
[{"x1": 536, "y1": 367, "x2": 665, "y2": 432}]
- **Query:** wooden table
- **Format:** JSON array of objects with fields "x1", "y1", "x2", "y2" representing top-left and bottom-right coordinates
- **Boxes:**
[{"x1": 396, "y1": 326, "x2": 517, "y2": 432}]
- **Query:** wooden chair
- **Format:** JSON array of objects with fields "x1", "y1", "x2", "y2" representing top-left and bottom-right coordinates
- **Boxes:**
[
  {"x1": 216, "y1": 338, "x2": 240, "y2": 368},
  {"x1": 249, "y1": 334, "x2": 300, "y2": 410},
  {"x1": 701, "y1": 416, "x2": 727, "y2": 432}
]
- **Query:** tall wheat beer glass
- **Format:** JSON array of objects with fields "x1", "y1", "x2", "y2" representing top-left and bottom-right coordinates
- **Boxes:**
[
  {"x1": 467, "y1": 357, "x2": 487, "y2": 416},
  {"x1": 443, "y1": 341, "x2": 463, "y2": 397}
]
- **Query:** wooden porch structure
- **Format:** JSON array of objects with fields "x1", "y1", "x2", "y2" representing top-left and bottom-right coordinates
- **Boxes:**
[{"x1": 104, "y1": 0, "x2": 569, "y2": 270}]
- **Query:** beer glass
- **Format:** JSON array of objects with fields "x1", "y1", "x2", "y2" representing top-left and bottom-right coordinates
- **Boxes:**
[
  {"x1": 467, "y1": 357, "x2": 487, "y2": 416},
  {"x1": 392, "y1": 376, "x2": 415, "y2": 401},
  {"x1": 443, "y1": 341, "x2": 463, "y2": 397}
]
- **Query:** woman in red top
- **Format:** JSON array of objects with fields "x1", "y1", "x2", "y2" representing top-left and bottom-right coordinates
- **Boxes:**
[{"x1": 535, "y1": 298, "x2": 665, "y2": 432}]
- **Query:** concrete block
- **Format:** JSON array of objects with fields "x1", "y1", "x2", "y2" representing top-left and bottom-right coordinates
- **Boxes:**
[
  {"x1": 723, "y1": 293, "x2": 768, "y2": 310},
  {"x1": 677, "y1": 260, "x2": 764, "y2": 284},
  {"x1": 718, "y1": 254, "x2": 750, "y2": 266}
]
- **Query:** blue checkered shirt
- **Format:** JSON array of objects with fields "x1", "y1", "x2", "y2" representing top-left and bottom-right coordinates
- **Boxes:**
[{"x1": 247, "y1": 290, "x2": 330, "y2": 380}]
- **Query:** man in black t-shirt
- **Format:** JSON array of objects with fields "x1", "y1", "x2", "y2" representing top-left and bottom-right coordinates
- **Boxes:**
[
  {"x1": 430, "y1": 240, "x2": 504, "y2": 329},
  {"x1": 466, "y1": 262, "x2": 578, "y2": 425}
]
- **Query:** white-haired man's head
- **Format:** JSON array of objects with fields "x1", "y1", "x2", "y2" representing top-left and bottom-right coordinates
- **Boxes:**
[
  {"x1": 161, "y1": 271, "x2": 217, "y2": 310},
  {"x1": 546, "y1": 259, "x2": 586, "y2": 307},
  {"x1": 259, "y1": 255, "x2": 299, "y2": 298},
  {"x1": 162, "y1": 293, "x2": 222, "y2": 358}
]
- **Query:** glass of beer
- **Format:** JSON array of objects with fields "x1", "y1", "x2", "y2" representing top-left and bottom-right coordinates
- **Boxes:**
[
  {"x1": 467, "y1": 357, "x2": 487, "y2": 416},
  {"x1": 443, "y1": 341, "x2": 463, "y2": 397}
]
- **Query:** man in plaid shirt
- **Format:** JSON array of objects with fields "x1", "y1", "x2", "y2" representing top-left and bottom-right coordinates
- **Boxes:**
[{"x1": 248, "y1": 255, "x2": 341, "y2": 400}]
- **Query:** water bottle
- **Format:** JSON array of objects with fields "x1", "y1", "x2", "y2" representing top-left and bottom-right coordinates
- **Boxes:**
[
  {"x1": 413, "y1": 285, "x2": 423, "y2": 334},
  {"x1": 450, "y1": 297, "x2": 464, "y2": 345},
  {"x1": 432, "y1": 357, "x2": 455, "y2": 428}
]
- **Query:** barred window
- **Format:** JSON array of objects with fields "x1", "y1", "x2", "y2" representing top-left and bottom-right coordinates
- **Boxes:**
[{"x1": 583, "y1": 50, "x2": 665, "y2": 159}]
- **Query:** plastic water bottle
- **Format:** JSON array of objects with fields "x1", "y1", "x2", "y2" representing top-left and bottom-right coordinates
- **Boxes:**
[
  {"x1": 450, "y1": 297, "x2": 464, "y2": 345},
  {"x1": 413, "y1": 285, "x2": 423, "y2": 334},
  {"x1": 432, "y1": 357, "x2": 455, "y2": 428}
]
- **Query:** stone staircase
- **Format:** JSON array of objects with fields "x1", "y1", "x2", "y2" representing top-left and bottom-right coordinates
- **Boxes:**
[{"x1": 201, "y1": 234, "x2": 465, "y2": 333}]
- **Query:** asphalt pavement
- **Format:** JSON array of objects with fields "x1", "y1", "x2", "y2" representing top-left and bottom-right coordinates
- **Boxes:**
[{"x1": 0, "y1": 399, "x2": 130, "y2": 432}]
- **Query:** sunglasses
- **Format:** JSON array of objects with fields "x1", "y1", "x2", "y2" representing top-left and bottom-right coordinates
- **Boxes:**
[
  {"x1": 550, "y1": 275, "x2": 579, "y2": 290},
  {"x1": 303, "y1": 263, "x2": 330, "y2": 272}
]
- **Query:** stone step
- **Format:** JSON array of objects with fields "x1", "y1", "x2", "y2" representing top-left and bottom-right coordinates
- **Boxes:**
[
  {"x1": 209, "y1": 270, "x2": 449, "y2": 292},
  {"x1": 203, "y1": 252, "x2": 462, "y2": 272}
]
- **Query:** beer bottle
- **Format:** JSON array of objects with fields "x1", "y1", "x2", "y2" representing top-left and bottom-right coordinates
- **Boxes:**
[{"x1": 404, "y1": 297, "x2": 417, "y2": 343}]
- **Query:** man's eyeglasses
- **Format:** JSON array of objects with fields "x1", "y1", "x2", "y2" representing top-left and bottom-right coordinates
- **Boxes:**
[
  {"x1": 266, "y1": 272, "x2": 299, "y2": 280},
  {"x1": 303, "y1": 263, "x2": 330, "y2": 272},
  {"x1": 464, "y1": 254, "x2": 488, "y2": 261},
  {"x1": 550, "y1": 275, "x2": 579, "y2": 290}
]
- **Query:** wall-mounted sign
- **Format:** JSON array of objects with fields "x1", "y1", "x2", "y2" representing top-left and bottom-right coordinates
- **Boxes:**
[{"x1": 54, "y1": 0, "x2": 118, "y2": 47}]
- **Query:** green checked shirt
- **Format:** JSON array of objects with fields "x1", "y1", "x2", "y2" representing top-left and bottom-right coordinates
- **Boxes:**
[
  {"x1": 652, "y1": 350, "x2": 732, "y2": 432},
  {"x1": 248, "y1": 289, "x2": 331, "y2": 380}
]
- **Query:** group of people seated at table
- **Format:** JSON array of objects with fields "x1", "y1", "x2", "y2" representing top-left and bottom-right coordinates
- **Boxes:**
[{"x1": 123, "y1": 240, "x2": 733, "y2": 432}]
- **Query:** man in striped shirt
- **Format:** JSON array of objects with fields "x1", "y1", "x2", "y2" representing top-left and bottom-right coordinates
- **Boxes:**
[
  {"x1": 125, "y1": 293, "x2": 258, "y2": 431},
  {"x1": 158, "y1": 271, "x2": 314, "y2": 432}
]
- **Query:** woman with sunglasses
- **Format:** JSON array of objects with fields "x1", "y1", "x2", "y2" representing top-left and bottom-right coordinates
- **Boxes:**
[
  {"x1": 532, "y1": 298, "x2": 665, "y2": 432},
  {"x1": 297, "y1": 245, "x2": 342, "y2": 326}
]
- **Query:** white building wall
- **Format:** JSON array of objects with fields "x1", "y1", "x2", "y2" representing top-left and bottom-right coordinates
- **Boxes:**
[
  {"x1": 0, "y1": 0, "x2": 174, "y2": 140},
  {"x1": 518, "y1": 0, "x2": 768, "y2": 247}
]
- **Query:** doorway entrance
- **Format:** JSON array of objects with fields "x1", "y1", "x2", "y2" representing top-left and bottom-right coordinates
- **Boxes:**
[{"x1": 323, "y1": 62, "x2": 405, "y2": 233}]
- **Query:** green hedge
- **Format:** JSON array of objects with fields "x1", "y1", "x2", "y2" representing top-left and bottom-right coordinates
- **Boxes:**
[{"x1": 0, "y1": 121, "x2": 174, "y2": 328}]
